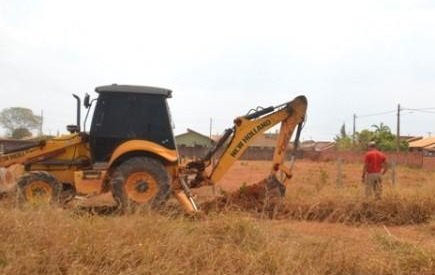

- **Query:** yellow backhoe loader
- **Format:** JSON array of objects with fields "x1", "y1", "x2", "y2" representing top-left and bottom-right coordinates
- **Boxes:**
[{"x1": 0, "y1": 84, "x2": 307, "y2": 213}]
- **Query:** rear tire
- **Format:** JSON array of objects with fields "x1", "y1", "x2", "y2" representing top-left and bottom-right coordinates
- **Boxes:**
[
  {"x1": 110, "y1": 157, "x2": 171, "y2": 213},
  {"x1": 17, "y1": 171, "x2": 62, "y2": 205}
]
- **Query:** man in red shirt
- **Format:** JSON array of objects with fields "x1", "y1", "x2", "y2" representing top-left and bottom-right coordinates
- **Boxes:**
[{"x1": 362, "y1": 141, "x2": 388, "y2": 199}]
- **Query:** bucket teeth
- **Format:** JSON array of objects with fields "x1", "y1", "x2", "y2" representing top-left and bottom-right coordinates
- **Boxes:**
[{"x1": 265, "y1": 175, "x2": 286, "y2": 197}]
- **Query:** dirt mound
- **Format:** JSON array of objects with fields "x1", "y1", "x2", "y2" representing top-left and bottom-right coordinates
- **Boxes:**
[{"x1": 201, "y1": 178, "x2": 285, "y2": 215}]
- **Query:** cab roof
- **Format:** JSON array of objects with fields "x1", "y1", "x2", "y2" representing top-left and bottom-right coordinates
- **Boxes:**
[{"x1": 95, "y1": 84, "x2": 172, "y2": 97}]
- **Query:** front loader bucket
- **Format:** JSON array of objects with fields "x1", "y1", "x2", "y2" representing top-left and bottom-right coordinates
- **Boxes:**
[{"x1": 0, "y1": 164, "x2": 23, "y2": 195}]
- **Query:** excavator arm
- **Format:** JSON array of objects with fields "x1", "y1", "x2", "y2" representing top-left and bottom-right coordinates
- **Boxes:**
[
  {"x1": 176, "y1": 95, "x2": 307, "y2": 213},
  {"x1": 209, "y1": 95, "x2": 307, "y2": 184}
]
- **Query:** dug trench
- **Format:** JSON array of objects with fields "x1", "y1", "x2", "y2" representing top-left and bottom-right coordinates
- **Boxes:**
[
  {"x1": 1, "y1": 174, "x2": 433, "y2": 226},
  {"x1": 0, "y1": 182, "x2": 432, "y2": 225},
  {"x1": 68, "y1": 179, "x2": 434, "y2": 226},
  {"x1": 199, "y1": 179, "x2": 434, "y2": 226}
]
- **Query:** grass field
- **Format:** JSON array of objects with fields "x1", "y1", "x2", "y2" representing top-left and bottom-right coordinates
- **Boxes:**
[{"x1": 1, "y1": 160, "x2": 435, "y2": 274}]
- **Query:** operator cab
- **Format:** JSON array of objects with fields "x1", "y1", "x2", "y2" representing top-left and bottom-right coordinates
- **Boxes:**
[{"x1": 89, "y1": 84, "x2": 176, "y2": 162}]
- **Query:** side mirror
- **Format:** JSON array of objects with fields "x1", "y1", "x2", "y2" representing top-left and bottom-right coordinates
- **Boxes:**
[{"x1": 84, "y1": 93, "x2": 91, "y2": 109}]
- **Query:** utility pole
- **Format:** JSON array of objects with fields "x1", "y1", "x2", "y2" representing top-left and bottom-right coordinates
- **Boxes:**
[
  {"x1": 209, "y1": 118, "x2": 213, "y2": 139},
  {"x1": 209, "y1": 117, "x2": 216, "y2": 195},
  {"x1": 396, "y1": 104, "x2": 400, "y2": 153},
  {"x1": 352, "y1": 113, "x2": 356, "y2": 144},
  {"x1": 392, "y1": 104, "x2": 400, "y2": 186},
  {"x1": 40, "y1": 109, "x2": 44, "y2": 136}
]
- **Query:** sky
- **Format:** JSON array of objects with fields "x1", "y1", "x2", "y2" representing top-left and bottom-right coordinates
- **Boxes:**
[{"x1": 0, "y1": 0, "x2": 434, "y2": 141}]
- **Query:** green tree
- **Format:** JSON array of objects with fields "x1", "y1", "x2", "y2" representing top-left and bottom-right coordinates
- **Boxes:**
[
  {"x1": 0, "y1": 107, "x2": 42, "y2": 138},
  {"x1": 339, "y1": 123, "x2": 347, "y2": 139},
  {"x1": 356, "y1": 123, "x2": 407, "y2": 151},
  {"x1": 12, "y1": 127, "x2": 32, "y2": 139},
  {"x1": 334, "y1": 123, "x2": 353, "y2": 151},
  {"x1": 356, "y1": 129, "x2": 375, "y2": 151},
  {"x1": 337, "y1": 122, "x2": 408, "y2": 152},
  {"x1": 370, "y1": 123, "x2": 394, "y2": 151}
]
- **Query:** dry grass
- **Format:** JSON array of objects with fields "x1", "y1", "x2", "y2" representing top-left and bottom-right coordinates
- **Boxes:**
[
  {"x1": 1, "y1": 160, "x2": 435, "y2": 274},
  {"x1": 1, "y1": 207, "x2": 435, "y2": 275},
  {"x1": 203, "y1": 192, "x2": 434, "y2": 225},
  {"x1": 203, "y1": 160, "x2": 435, "y2": 226}
]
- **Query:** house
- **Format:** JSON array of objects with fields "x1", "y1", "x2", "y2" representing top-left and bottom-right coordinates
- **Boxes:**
[
  {"x1": 235, "y1": 132, "x2": 308, "y2": 160},
  {"x1": 299, "y1": 140, "x2": 336, "y2": 152},
  {"x1": 175, "y1": 129, "x2": 214, "y2": 148},
  {"x1": 249, "y1": 132, "x2": 280, "y2": 149},
  {"x1": 404, "y1": 136, "x2": 423, "y2": 143},
  {"x1": 175, "y1": 129, "x2": 215, "y2": 160},
  {"x1": 408, "y1": 137, "x2": 435, "y2": 152},
  {"x1": 300, "y1": 140, "x2": 315, "y2": 151},
  {"x1": 314, "y1": 141, "x2": 336, "y2": 152}
]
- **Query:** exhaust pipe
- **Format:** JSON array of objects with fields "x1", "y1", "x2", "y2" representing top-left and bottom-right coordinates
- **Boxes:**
[{"x1": 72, "y1": 94, "x2": 81, "y2": 132}]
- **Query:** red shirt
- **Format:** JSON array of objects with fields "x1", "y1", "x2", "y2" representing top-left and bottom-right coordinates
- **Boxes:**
[{"x1": 364, "y1": 149, "x2": 386, "y2": 173}]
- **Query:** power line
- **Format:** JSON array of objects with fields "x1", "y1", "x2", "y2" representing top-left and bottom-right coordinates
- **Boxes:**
[
  {"x1": 351, "y1": 104, "x2": 435, "y2": 148},
  {"x1": 356, "y1": 110, "x2": 396, "y2": 118},
  {"x1": 401, "y1": 107, "x2": 435, "y2": 114},
  {"x1": 402, "y1": 107, "x2": 435, "y2": 111},
  {"x1": 352, "y1": 109, "x2": 396, "y2": 145},
  {"x1": 355, "y1": 106, "x2": 435, "y2": 119}
]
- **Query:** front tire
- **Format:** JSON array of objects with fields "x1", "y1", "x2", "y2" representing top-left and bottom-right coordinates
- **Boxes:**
[
  {"x1": 17, "y1": 171, "x2": 62, "y2": 205},
  {"x1": 110, "y1": 157, "x2": 171, "y2": 213}
]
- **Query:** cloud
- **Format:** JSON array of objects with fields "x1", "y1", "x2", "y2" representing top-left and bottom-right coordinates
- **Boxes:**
[{"x1": 0, "y1": 0, "x2": 434, "y2": 139}]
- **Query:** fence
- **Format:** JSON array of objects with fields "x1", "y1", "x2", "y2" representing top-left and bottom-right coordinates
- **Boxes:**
[
  {"x1": 303, "y1": 150, "x2": 425, "y2": 168},
  {"x1": 3, "y1": 140, "x2": 428, "y2": 170},
  {"x1": 177, "y1": 146, "x2": 434, "y2": 170}
]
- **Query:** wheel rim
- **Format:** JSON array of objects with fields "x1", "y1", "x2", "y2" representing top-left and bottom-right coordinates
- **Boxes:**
[
  {"x1": 24, "y1": 181, "x2": 53, "y2": 204},
  {"x1": 124, "y1": 172, "x2": 159, "y2": 203}
]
